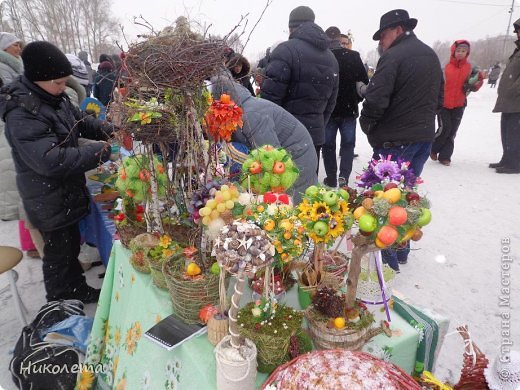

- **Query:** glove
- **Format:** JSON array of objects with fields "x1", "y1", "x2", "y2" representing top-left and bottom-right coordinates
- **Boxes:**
[{"x1": 356, "y1": 81, "x2": 368, "y2": 99}]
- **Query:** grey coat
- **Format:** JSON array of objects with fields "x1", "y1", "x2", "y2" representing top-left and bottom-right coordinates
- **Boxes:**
[
  {"x1": 494, "y1": 21, "x2": 520, "y2": 113},
  {"x1": 0, "y1": 50, "x2": 23, "y2": 220},
  {"x1": 211, "y1": 76, "x2": 318, "y2": 204}
]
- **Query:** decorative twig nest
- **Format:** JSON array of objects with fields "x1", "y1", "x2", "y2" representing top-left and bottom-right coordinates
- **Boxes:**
[{"x1": 125, "y1": 30, "x2": 227, "y2": 90}]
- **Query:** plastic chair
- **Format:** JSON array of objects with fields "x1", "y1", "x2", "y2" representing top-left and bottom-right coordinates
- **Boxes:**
[{"x1": 0, "y1": 246, "x2": 28, "y2": 326}]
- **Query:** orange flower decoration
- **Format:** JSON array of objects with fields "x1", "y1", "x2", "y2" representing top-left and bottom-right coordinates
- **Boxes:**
[
  {"x1": 183, "y1": 246, "x2": 198, "y2": 258},
  {"x1": 204, "y1": 94, "x2": 243, "y2": 141}
]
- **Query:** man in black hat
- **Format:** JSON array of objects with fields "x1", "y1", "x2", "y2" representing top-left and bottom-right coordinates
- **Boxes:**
[
  {"x1": 0, "y1": 41, "x2": 118, "y2": 303},
  {"x1": 261, "y1": 6, "x2": 339, "y2": 168},
  {"x1": 490, "y1": 18, "x2": 520, "y2": 174},
  {"x1": 360, "y1": 9, "x2": 443, "y2": 270}
]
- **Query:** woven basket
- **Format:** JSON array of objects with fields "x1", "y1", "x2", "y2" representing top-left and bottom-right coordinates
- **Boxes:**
[
  {"x1": 262, "y1": 349, "x2": 421, "y2": 389},
  {"x1": 305, "y1": 307, "x2": 379, "y2": 351},
  {"x1": 126, "y1": 111, "x2": 178, "y2": 143},
  {"x1": 128, "y1": 233, "x2": 160, "y2": 274},
  {"x1": 321, "y1": 251, "x2": 350, "y2": 280},
  {"x1": 116, "y1": 222, "x2": 148, "y2": 248},
  {"x1": 163, "y1": 255, "x2": 222, "y2": 324},
  {"x1": 238, "y1": 328, "x2": 297, "y2": 374},
  {"x1": 147, "y1": 257, "x2": 169, "y2": 290},
  {"x1": 163, "y1": 223, "x2": 199, "y2": 246},
  {"x1": 297, "y1": 271, "x2": 340, "y2": 308},
  {"x1": 207, "y1": 316, "x2": 229, "y2": 346}
]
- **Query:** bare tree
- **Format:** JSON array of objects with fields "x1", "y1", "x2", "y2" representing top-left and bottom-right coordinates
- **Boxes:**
[{"x1": 0, "y1": 0, "x2": 119, "y2": 60}]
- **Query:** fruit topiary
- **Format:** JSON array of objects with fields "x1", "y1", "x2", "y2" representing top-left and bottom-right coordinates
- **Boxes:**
[{"x1": 241, "y1": 145, "x2": 299, "y2": 194}]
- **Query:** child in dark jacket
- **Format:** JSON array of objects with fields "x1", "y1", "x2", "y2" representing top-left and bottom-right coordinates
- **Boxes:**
[
  {"x1": 0, "y1": 41, "x2": 118, "y2": 302},
  {"x1": 431, "y1": 40, "x2": 483, "y2": 165}
]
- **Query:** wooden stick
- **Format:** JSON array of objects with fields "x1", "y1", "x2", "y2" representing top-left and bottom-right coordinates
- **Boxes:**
[{"x1": 345, "y1": 236, "x2": 378, "y2": 309}]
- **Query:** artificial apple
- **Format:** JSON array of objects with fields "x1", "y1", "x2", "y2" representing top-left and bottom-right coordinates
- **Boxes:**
[
  {"x1": 210, "y1": 262, "x2": 221, "y2": 275},
  {"x1": 313, "y1": 221, "x2": 329, "y2": 236},
  {"x1": 417, "y1": 208, "x2": 432, "y2": 227},
  {"x1": 361, "y1": 198, "x2": 374, "y2": 210},
  {"x1": 263, "y1": 192, "x2": 277, "y2": 203},
  {"x1": 363, "y1": 190, "x2": 375, "y2": 198},
  {"x1": 377, "y1": 225, "x2": 398, "y2": 246},
  {"x1": 305, "y1": 185, "x2": 319, "y2": 197},
  {"x1": 406, "y1": 192, "x2": 420, "y2": 202},
  {"x1": 273, "y1": 161, "x2": 286, "y2": 174},
  {"x1": 249, "y1": 161, "x2": 262, "y2": 174},
  {"x1": 278, "y1": 194, "x2": 290, "y2": 204},
  {"x1": 358, "y1": 213, "x2": 377, "y2": 232},
  {"x1": 324, "y1": 191, "x2": 338, "y2": 206},
  {"x1": 388, "y1": 206, "x2": 408, "y2": 226},
  {"x1": 372, "y1": 183, "x2": 384, "y2": 192},
  {"x1": 383, "y1": 188, "x2": 401, "y2": 204},
  {"x1": 384, "y1": 182, "x2": 398, "y2": 191},
  {"x1": 338, "y1": 188, "x2": 350, "y2": 201}
]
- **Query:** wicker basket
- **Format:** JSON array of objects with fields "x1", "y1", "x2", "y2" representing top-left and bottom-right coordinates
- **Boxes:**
[
  {"x1": 128, "y1": 233, "x2": 160, "y2": 274},
  {"x1": 207, "y1": 316, "x2": 229, "y2": 346},
  {"x1": 262, "y1": 349, "x2": 421, "y2": 389},
  {"x1": 126, "y1": 111, "x2": 178, "y2": 143},
  {"x1": 297, "y1": 271, "x2": 340, "y2": 309},
  {"x1": 147, "y1": 257, "x2": 169, "y2": 290},
  {"x1": 321, "y1": 251, "x2": 350, "y2": 280},
  {"x1": 163, "y1": 255, "x2": 222, "y2": 324},
  {"x1": 305, "y1": 307, "x2": 379, "y2": 351},
  {"x1": 116, "y1": 222, "x2": 147, "y2": 248}
]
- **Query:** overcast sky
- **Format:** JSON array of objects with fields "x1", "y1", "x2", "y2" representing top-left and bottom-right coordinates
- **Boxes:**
[{"x1": 111, "y1": 0, "x2": 518, "y2": 62}]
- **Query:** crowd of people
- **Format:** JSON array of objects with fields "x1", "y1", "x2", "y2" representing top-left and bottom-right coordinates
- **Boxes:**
[{"x1": 0, "y1": 5, "x2": 519, "y2": 301}]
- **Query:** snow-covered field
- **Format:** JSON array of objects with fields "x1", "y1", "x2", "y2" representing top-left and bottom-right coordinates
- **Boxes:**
[{"x1": 0, "y1": 83, "x2": 519, "y2": 388}]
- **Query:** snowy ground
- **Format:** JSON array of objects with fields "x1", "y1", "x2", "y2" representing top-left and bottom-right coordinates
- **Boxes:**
[{"x1": 1, "y1": 83, "x2": 519, "y2": 388}]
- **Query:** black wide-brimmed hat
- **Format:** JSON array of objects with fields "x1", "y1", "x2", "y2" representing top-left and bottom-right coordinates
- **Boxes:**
[{"x1": 372, "y1": 9, "x2": 417, "y2": 40}]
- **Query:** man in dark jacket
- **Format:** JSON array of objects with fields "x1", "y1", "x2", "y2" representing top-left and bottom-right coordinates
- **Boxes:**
[
  {"x1": 0, "y1": 41, "x2": 116, "y2": 302},
  {"x1": 360, "y1": 9, "x2": 443, "y2": 270},
  {"x1": 322, "y1": 27, "x2": 369, "y2": 187},
  {"x1": 490, "y1": 18, "x2": 520, "y2": 174},
  {"x1": 261, "y1": 6, "x2": 339, "y2": 163}
]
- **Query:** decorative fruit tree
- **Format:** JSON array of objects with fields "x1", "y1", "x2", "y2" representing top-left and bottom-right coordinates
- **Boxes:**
[
  {"x1": 297, "y1": 184, "x2": 353, "y2": 291},
  {"x1": 108, "y1": 19, "x2": 229, "y2": 271},
  {"x1": 346, "y1": 156, "x2": 432, "y2": 311},
  {"x1": 246, "y1": 192, "x2": 306, "y2": 298}
]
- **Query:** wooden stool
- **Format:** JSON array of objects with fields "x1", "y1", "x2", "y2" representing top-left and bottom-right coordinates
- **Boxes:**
[{"x1": 0, "y1": 246, "x2": 28, "y2": 326}]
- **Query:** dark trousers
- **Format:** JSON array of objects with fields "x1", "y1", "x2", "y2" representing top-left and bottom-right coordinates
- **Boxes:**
[
  {"x1": 315, "y1": 145, "x2": 321, "y2": 174},
  {"x1": 431, "y1": 107, "x2": 465, "y2": 162},
  {"x1": 371, "y1": 141, "x2": 432, "y2": 270},
  {"x1": 322, "y1": 116, "x2": 356, "y2": 185},
  {"x1": 498, "y1": 113, "x2": 520, "y2": 170},
  {"x1": 40, "y1": 223, "x2": 86, "y2": 301}
]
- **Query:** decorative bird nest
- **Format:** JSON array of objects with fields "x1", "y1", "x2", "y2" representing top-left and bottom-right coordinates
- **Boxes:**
[{"x1": 124, "y1": 31, "x2": 227, "y2": 90}]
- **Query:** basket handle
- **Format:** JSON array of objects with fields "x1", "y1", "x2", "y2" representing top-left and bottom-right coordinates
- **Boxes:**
[{"x1": 215, "y1": 348, "x2": 253, "y2": 382}]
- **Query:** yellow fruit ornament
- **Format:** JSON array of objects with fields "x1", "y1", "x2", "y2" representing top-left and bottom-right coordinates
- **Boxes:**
[
  {"x1": 383, "y1": 188, "x2": 401, "y2": 204},
  {"x1": 186, "y1": 262, "x2": 202, "y2": 276},
  {"x1": 333, "y1": 317, "x2": 346, "y2": 329}
]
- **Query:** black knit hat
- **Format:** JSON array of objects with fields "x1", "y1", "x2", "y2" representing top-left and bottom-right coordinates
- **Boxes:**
[
  {"x1": 22, "y1": 41, "x2": 73, "y2": 82},
  {"x1": 288, "y1": 6, "x2": 315, "y2": 28}
]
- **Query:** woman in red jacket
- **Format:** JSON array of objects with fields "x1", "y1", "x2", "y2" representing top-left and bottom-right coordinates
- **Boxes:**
[{"x1": 430, "y1": 40, "x2": 483, "y2": 165}]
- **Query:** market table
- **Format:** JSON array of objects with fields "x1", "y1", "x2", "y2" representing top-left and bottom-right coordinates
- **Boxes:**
[{"x1": 84, "y1": 240, "x2": 436, "y2": 389}]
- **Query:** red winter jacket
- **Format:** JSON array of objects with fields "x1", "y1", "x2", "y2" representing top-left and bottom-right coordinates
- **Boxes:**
[{"x1": 443, "y1": 40, "x2": 480, "y2": 109}]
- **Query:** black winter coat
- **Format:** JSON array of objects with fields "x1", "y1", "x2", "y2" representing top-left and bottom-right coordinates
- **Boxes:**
[
  {"x1": 93, "y1": 69, "x2": 116, "y2": 106},
  {"x1": 329, "y1": 42, "x2": 369, "y2": 119},
  {"x1": 360, "y1": 32, "x2": 444, "y2": 147},
  {"x1": 261, "y1": 22, "x2": 339, "y2": 146},
  {"x1": 0, "y1": 76, "x2": 113, "y2": 232}
]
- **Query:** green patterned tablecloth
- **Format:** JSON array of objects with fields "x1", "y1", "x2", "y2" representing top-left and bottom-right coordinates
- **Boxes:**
[{"x1": 84, "y1": 241, "x2": 422, "y2": 389}]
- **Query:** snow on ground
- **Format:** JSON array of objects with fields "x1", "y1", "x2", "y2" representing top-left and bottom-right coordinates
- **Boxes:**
[{"x1": 0, "y1": 83, "x2": 519, "y2": 388}]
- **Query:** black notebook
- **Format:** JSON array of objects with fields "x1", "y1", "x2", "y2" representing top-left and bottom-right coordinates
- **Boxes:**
[{"x1": 144, "y1": 314, "x2": 207, "y2": 351}]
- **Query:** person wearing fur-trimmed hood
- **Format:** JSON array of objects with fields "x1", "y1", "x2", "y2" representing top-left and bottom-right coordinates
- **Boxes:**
[{"x1": 226, "y1": 52, "x2": 255, "y2": 96}]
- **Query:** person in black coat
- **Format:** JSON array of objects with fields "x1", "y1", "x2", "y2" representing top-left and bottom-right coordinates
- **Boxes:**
[
  {"x1": 322, "y1": 27, "x2": 369, "y2": 187},
  {"x1": 261, "y1": 6, "x2": 339, "y2": 163},
  {"x1": 94, "y1": 60, "x2": 116, "y2": 106},
  {"x1": 0, "y1": 41, "x2": 117, "y2": 302},
  {"x1": 360, "y1": 10, "x2": 443, "y2": 271}
]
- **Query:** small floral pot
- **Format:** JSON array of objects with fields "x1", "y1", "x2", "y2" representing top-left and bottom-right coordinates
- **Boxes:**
[{"x1": 207, "y1": 315, "x2": 229, "y2": 346}]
